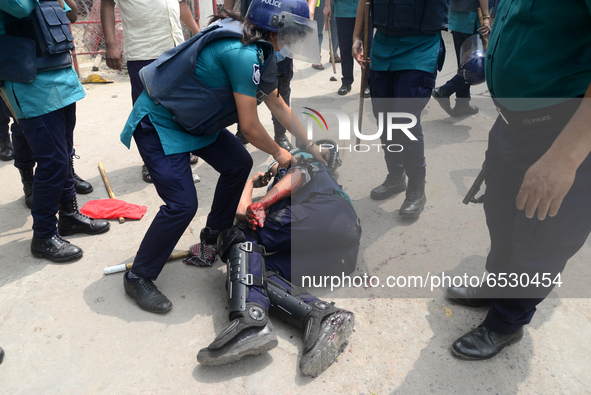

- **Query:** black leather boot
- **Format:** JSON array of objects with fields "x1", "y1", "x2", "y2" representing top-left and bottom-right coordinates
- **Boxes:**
[
  {"x1": 0, "y1": 138, "x2": 14, "y2": 161},
  {"x1": 58, "y1": 197, "x2": 110, "y2": 236},
  {"x1": 71, "y1": 155, "x2": 93, "y2": 194},
  {"x1": 19, "y1": 167, "x2": 34, "y2": 209},
  {"x1": 31, "y1": 234, "x2": 83, "y2": 262},
  {"x1": 370, "y1": 171, "x2": 406, "y2": 200},
  {"x1": 399, "y1": 177, "x2": 426, "y2": 218},
  {"x1": 274, "y1": 132, "x2": 293, "y2": 151}
]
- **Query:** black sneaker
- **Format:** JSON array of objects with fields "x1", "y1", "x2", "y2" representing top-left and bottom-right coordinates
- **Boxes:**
[
  {"x1": 370, "y1": 171, "x2": 406, "y2": 200},
  {"x1": 31, "y1": 234, "x2": 83, "y2": 262},
  {"x1": 124, "y1": 271, "x2": 172, "y2": 313}
]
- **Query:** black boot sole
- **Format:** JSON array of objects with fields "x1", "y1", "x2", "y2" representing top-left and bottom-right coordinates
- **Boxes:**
[
  {"x1": 370, "y1": 183, "x2": 407, "y2": 200},
  {"x1": 31, "y1": 249, "x2": 83, "y2": 262},
  {"x1": 450, "y1": 330, "x2": 524, "y2": 360},
  {"x1": 299, "y1": 311, "x2": 355, "y2": 377},
  {"x1": 197, "y1": 327, "x2": 278, "y2": 366},
  {"x1": 399, "y1": 198, "x2": 426, "y2": 218},
  {"x1": 58, "y1": 222, "x2": 111, "y2": 236}
]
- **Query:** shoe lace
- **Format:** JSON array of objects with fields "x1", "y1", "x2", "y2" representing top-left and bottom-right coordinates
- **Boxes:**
[{"x1": 51, "y1": 234, "x2": 69, "y2": 245}]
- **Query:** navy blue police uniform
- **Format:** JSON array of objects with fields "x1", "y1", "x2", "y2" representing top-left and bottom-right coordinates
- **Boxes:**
[{"x1": 367, "y1": 0, "x2": 449, "y2": 217}]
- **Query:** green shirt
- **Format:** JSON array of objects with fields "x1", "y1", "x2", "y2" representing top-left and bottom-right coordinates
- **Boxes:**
[
  {"x1": 370, "y1": 32, "x2": 443, "y2": 73},
  {"x1": 486, "y1": 0, "x2": 591, "y2": 110},
  {"x1": 448, "y1": 10, "x2": 478, "y2": 34},
  {"x1": 333, "y1": 0, "x2": 358, "y2": 18},
  {"x1": 121, "y1": 38, "x2": 262, "y2": 155}
]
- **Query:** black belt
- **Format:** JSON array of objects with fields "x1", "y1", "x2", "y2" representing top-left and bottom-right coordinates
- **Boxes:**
[{"x1": 494, "y1": 97, "x2": 583, "y2": 130}]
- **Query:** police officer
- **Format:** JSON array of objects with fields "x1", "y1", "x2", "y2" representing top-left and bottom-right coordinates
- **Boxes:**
[
  {"x1": 197, "y1": 145, "x2": 361, "y2": 377},
  {"x1": 119, "y1": 0, "x2": 327, "y2": 313},
  {"x1": 352, "y1": 0, "x2": 448, "y2": 218},
  {"x1": 432, "y1": 0, "x2": 490, "y2": 117},
  {"x1": 226, "y1": 0, "x2": 295, "y2": 151},
  {"x1": 446, "y1": 0, "x2": 591, "y2": 360},
  {"x1": 1, "y1": 0, "x2": 110, "y2": 262}
]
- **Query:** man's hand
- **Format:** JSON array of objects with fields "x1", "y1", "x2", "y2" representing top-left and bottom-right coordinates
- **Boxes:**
[
  {"x1": 352, "y1": 39, "x2": 369, "y2": 68},
  {"x1": 323, "y1": 4, "x2": 331, "y2": 20},
  {"x1": 477, "y1": 17, "x2": 491, "y2": 36},
  {"x1": 251, "y1": 171, "x2": 270, "y2": 188},
  {"x1": 309, "y1": 143, "x2": 329, "y2": 166},
  {"x1": 516, "y1": 156, "x2": 577, "y2": 220},
  {"x1": 274, "y1": 147, "x2": 295, "y2": 169},
  {"x1": 247, "y1": 202, "x2": 267, "y2": 229},
  {"x1": 105, "y1": 44, "x2": 123, "y2": 71}
]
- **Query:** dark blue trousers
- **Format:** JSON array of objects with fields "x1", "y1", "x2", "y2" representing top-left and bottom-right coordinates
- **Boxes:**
[
  {"x1": 0, "y1": 101, "x2": 11, "y2": 142},
  {"x1": 336, "y1": 17, "x2": 372, "y2": 87},
  {"x1": 481, "y1": 116, "x2": 591, "y2": 334},
  {"x1": 127, "y1": 60, "x2": 155, "y2": 104},
  {"x1": 246, "y1": 195, "x2": 360, "y2": 310},
  {"x1": 15, "y1": 104, "x2": 77, "y2": 239},
  {"x1": 440, "y1": 31, "x2": 474, "y2": 100},
  {"x1": 370, "y1": 68, "x2": 437, "y2": 179},
  {"x1": 130, "y1": 120, "x2": 252, "y2": 280}
]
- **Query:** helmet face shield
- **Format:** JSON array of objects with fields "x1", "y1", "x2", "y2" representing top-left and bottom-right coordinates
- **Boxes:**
[
  {"x1": 275, "y1": 12, "x2": 320, "y2": 63},
  {"x1": 458, "y1": 34, "x2": 486, "y2": 85}
]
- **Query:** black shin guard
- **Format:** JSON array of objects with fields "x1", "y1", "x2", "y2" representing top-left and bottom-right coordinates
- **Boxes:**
[{"x1": 266, "y1": 274, "x2": 355, "y2": 377}]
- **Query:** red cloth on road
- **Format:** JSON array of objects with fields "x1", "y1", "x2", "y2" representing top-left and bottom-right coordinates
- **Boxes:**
[{"x1": 81, "y1": 199, "x2": 147, "y2": 220}]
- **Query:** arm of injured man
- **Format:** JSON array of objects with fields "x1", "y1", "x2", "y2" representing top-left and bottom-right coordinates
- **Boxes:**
[{"x1": 244, "y1": 168, "x2": 307, "y2": 230}]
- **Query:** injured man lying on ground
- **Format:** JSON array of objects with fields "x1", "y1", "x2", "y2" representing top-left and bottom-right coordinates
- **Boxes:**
[{"x1": 190, "y1": 144, "x2": 362, "y2": 376}]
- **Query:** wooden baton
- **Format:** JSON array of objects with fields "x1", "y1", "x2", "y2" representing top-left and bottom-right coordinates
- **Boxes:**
[
  {"x1": 357, "y1": 0, "x2": 371, "y2": 146},
  {"x1": 103, "y1": 250, "x2": 191, "y2": 275},
  {"x1": 98, "y1": 162, "x2": 125, "y2": 224}
]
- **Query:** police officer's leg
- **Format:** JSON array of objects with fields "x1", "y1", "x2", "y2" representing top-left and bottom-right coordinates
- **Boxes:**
[
  {"x1": 197, "y1": 229, "x2": 278, "y2": 365},
  {"x1": 0, "y1": 101, "x2": 14, "y2": 161},
  {"x1": 271, "y1": 57, "x2": 294, "y2": 151},
  {"x1": 391, "y1": 69, "x2": 435, "y2": 217},
  {"x1": 450, "y1": 31, "x2": 478, "y2": 116},
  {"x1": 369, "y1": 70, "x2": 408, "y2": 200},
  {"x1": 266, "y1": 272, "x2": 355, "y2": 376},
  {"x1": 336, "y1": 17, "x2": 355, "y2": 94},
  {"x1": 11, "y1": 126, "x2": 35, "y2": 208},
  {"x1": 260, "y1": 201, "x2": 358, "y2": 376},
  {"x1": 20, "y1": 105, "x2": 83, "y2": 262},
  {"x1": 124, "y1": 117, "x2": 197, "y2": 313},
  {"x1": 57, "y1": 105, "x2": 109, "y2": 236},
  {"x1": 128, "y1": 59, "x2": 157, "y2": 182},
  {"x1": 193, "y1": 129, "x2": 253, "y2": 262}
]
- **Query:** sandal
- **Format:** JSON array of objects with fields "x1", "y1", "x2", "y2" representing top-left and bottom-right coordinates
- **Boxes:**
[
  {"x1": 312, "y1": 63, "x2": 325, "y2": 70},
  {"x1": 142, "y1": 164, "x2": 152, "y2": 183}
]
